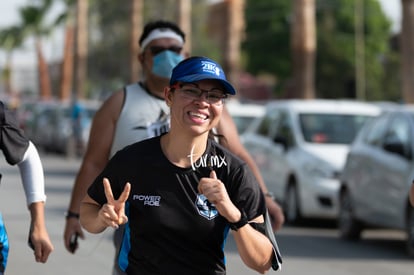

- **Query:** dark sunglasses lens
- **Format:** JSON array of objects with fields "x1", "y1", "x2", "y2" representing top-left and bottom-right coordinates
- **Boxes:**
[
  {"x1": 149, "y1": 46, "x2": 164, "y2": 55},
  {"x1": 169, "y1": 46, "x2": 182, "y2": 53},
  {"x1": 149, "y1": 46, "x2": 182, "y2": 55}
]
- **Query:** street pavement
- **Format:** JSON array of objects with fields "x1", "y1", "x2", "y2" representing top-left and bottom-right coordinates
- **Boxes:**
[
  {"x1": 0, "y1": 153, "x2": 116, "y2": 274},
  {"x1": 0, "y1": 153, "x2": 263, "y2": 275},
  {"x1": 4, "y1": 152, "x2": 413, "y2": 275}
]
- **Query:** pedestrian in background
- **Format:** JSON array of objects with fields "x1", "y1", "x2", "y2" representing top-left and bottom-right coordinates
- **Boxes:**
[
  {"x1": 0, "y1": 101, "x2": 53, "y2": 274},
  {"x1": 71, "y1": 100, "x2": 86, "y2": 156}
]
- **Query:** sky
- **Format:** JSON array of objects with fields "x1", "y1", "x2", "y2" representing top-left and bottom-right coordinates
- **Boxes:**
[{"x1": 0, "y1": 0, "x2": 402, "y2": 66}]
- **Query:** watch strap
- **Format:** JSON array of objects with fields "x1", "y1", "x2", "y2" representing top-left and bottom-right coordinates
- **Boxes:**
[
  {"x1": 229, "y1": 209, "x2": 248, "y2": 231},
  {"x1": 65, "y1": 210, "x2": 80, "y2": 220}
]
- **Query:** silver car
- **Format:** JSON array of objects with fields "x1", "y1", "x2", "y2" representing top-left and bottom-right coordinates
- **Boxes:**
[
  {"x1": 339, "y1": 106, "x2": 414, "y2": 256},
  {"x1": 21, "y1": 100, "x2": 99, "y2": 156},
  {"x1": 242, "y1": 99, "x2": 381, "y2": 224}
]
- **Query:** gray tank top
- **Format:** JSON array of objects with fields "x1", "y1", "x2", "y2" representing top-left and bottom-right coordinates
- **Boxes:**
[{"x1": 110, "y1": 83, "x2": 170, "y2": 157}]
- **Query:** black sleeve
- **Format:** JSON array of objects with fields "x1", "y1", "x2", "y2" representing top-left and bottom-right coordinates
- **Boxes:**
[
  {"x1": 228, "y1": 163, "x2": 266, "y2": 220},
  {"x1": 0, "y1": 102, "x2": 29, "y2": 165}
]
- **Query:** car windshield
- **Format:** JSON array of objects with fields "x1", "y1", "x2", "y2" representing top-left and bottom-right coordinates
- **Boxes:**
[
  {"x1": 233, "y1": 116, "x2": 256, "y2": 133},
  {"x1": 299, "y1": 113, "x2": 372, "y2": 144}
]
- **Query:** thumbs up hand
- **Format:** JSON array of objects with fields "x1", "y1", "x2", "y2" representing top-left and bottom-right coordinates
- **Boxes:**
[{"x1": 198, "y1": 170, "x2": 241, "y2": 223}]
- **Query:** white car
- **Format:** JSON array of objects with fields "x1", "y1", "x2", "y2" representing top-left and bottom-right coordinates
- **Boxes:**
[
  {"x1": 226, "y1": 100, "x2": 265, "y2": 134},
  {"x1": 241, "y1": 99, "x2": 381, "y2": 224}
]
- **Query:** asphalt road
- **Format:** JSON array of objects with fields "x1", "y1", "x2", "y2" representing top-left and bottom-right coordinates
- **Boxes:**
[{"x1": 1, "y1": 153, "x2": 414, "y2": 274}]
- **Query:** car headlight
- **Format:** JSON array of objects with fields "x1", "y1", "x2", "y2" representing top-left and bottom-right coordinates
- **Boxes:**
[{"x1": 304, "y1": 161, "x2": 339, "y2": 179}]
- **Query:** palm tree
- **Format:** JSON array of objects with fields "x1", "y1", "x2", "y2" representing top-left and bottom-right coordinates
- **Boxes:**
[
  {"x1": 177, "y1": 0, "x2": 192, "y2": 54},
  {"x1": 57, "y1": 0, "x2": 76, "y2": 101},
  {"x1": 19, "y1": 0, "x2": 55, "y2": 100},
  {"x1": 290, "y1": 0, "x2": 316, "y2": 99},
  {"x1": 0, "y1": 26, "x2": 24, "y2": 96},
  {"x1": 130, "y1": 0, "x2": 143, "y2": 83},
  {"x1": 401, "y1": 0, "x2": 414, "y2": 103},
  {"x1": 74, "y1": 0, "x2": 88, "y2": 100}
]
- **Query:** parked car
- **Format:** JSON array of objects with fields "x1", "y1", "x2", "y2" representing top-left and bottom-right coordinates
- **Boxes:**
[
  {"x1": 241, "y1": 99, "x2": 381, "y2": 224},
  {"x1": 338, "y1": 106, "x2": 414, "y2": 256},
  {"x1": 20, "y1": 100, "x2": 99, "y2": 156},
  {"x1": 226, "y1": 100, "x2": 265, "y2": 134}
]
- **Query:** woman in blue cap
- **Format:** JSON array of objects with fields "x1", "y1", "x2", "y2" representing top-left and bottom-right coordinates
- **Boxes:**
[{"x1": 80, "y1": 57, "x2": 279, "y2": 274}]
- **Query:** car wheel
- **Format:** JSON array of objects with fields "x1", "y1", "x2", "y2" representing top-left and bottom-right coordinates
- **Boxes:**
[
  {"x1": 406, "y1": 204, "x2": 414, "y2": 257},
  {"x1": 284, "y1": 183, "x2": 301, "y2": 224},
  {"x1": 338, "y1": 189, "x2": 362, "y2": 240}
]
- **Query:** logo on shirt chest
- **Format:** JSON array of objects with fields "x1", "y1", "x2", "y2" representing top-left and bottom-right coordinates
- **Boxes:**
[
  {"x1": 132, "y1": 194, "x2": 161, "y2": 206},
  {"x1": 195, "y1": 194, "x2": 218, "y2": 220}
]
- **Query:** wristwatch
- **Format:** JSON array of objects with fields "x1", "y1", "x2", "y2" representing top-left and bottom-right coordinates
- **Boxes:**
[
  {"x1": 65, "y1": 210, "x2": 80, "y2": 220},
  {"x1": 229, "y1": 209, "x2": 248, "y2": 231},
  {"x1": 264, "y1": 192, "x2": 275, "y2": 201}
]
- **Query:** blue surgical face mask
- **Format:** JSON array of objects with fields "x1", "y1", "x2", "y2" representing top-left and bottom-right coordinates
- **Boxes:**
[{"x1": 152, "y1": 50, "x2": 183, "y2": 78}]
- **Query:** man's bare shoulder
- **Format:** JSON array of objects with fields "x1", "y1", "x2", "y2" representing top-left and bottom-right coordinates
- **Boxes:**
[{"x1": 95, "y1": 88, "x2": 125, "y2": 120}]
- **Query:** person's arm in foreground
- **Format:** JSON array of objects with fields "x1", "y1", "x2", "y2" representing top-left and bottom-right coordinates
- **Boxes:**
[
  {"x1": 64, "y1": 90, "x2": 123, "y2": 253},
  {"x1": 410, "y1": 182, "x2": 414, "y2": 207},
  {"x1": 80, "y1": 178, "x2": 130, "y2": 234},
  {"x1": 18, "y1": 141, "x2": 53, "y2": 263},
  {"x1": 199, "y1": 171, "x2": 273, "y2": 274},
  {"x1": 216, "y1": 107, "x2": 285, "y2": 231}
]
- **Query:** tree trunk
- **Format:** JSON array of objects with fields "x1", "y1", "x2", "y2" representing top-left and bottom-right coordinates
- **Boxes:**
[
  {"x1": 401, "y1": 0, "x2": 414, "y2": 103},
  {"x1": 59, "y1": 24, "x2": 75, "y2": 101},
  {"x1": 289, "y1": 0, "x2": 316, "y2": 99},
  {"x1": 2, "y1": 53, "x2": 13, "y2": 95},
  {"x1": 36, "y1": 39, "x2": 52, "y2": 100},
  {"x1": 226, "y1": 0, "x2": 244, "y2": 92},
  {"x1": 354, "y1": 0, "x2": 366, "y2": 100},
  {"x1": 176, "y1": 0, "x2": 192, "y2": 54},
  {"x1": 75, "y1": 0, "x2": 88, "y2": 100},
  {"x1": 130, "y1": 0, "x2": 143, "y2": 83}
]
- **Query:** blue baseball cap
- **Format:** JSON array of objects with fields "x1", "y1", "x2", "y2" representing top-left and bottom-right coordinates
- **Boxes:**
[{"x1": 170, "y1": 56, "x2": 236, "y2": 95}]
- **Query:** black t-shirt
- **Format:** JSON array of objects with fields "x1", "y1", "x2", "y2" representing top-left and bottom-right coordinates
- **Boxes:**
[
  {"x1": 88, "y1": 135, "x2": 266, "y2": 275},
  {"x1": 0, "y1": 101, "x2": 29, "y2": 165}
]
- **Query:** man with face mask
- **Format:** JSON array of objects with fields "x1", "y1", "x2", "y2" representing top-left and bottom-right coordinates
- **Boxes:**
[{"x1": 63, "y1": 20, "x2": 284, "y2": 274}]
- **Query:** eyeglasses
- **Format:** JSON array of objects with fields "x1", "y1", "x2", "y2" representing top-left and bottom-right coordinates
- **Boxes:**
[
  {"x1": 147, "y1": 46, "x2": 182, "y2": 56},
  {"x1": 172, "y1": 83, "x2": 228, "y2": 106}
]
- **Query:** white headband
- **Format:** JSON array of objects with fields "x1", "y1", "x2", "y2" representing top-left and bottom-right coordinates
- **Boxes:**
[{"x1": 140, "y1": 28, "x2": 184, "y2": 50}]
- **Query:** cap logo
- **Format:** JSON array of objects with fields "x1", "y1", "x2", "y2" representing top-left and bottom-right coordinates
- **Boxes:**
[{"x1": 201, "y1": 61, "x2": 221, "y2": 76}]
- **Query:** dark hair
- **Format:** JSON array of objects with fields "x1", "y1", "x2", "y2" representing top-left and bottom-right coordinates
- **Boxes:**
[{"x1": 139, "y1": 20, "x2": 186, "y2": 46}]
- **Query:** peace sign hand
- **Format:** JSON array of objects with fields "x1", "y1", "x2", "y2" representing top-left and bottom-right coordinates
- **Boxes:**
[{"x1": 99, "y1": 178, "x2": 131, "y2": 229}]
